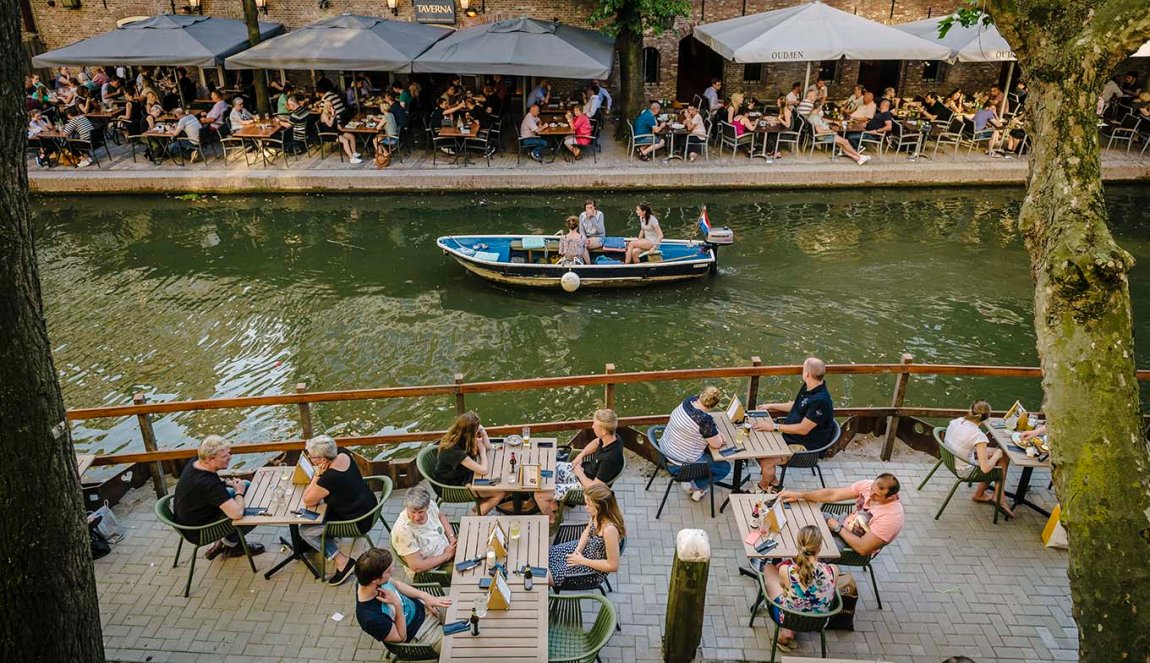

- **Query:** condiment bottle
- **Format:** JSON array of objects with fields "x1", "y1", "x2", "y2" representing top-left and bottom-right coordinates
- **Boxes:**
[
  {"x1": 750, "y1": 502, "x2": 761, "y2": 530},
  {"x1": 470, "y1": 607, "x2": 480, "y2": 635},
  {"x1": 523, "y1": 565, "x2": 534, "y2": 591}
]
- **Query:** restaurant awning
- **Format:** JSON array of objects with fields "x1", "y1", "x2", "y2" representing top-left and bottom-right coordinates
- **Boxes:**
[
  {"x1": 31, "y1": 15, "x2": 284, "y2": 69},
  {"x1": 692, "y1": 1, "x2": 953, "y2": 63},
  {"x1": 411, "y1": 17, "x2": 614, "y2": 79},
  {"x1": 894, "y1": 14, "x2": 1014, "y2": 62},
  {"x1": 224, "y1": 14, "x2": 450, "y2": 72}
]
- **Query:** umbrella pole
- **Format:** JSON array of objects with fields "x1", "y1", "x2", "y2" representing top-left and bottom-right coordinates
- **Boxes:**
[
  {"x1": 803, "y1": 61, "x2": 811, "y2": 95},
  {"x1": 217, "y1": 66, "x2": 226, "y2": 91},
  {"x1": 1003, "y1": 61, "x2": 1016, "y2": 113}
]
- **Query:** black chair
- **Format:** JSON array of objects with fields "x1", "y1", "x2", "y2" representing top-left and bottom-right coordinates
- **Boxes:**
[
  {"x1": 462, "y1": 129, "x2": 494, "y2": 166},
  {"x1": 778, "y1": 421, "x2": 841, "y2": 489},
  {"x1": 644, "y1": 425, "x2": 727, "y2": 519}
]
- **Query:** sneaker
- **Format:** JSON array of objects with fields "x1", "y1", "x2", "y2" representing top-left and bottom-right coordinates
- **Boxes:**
[
  {"x1": 327, "y1": 557, "x2": 357, "y2": 586},
  {"x1": 1004, "y1": 154, "x2": 1014, "y2": 160},
  {"x1": 77, "y1": 158, "x2": 92, "y2": 168},
  {"x1": 222, "y1": 542, "x2": 265, "y2": 558},
  {"x1": 858, "y1": 155, "x2": 871, "y2": 166},
  {"x1": 352, "y1": 152, "x2": 360, "y2": 159},
  {"x1": 35, "y1": 156, "x2": 45, "y2": 168},
  {"x1": 350, "y1": 157, "x2": 363, "y2": 164},
  {"x1": 989, "y1": 151, "x2": 1003, "y2": 158},
  {"x1": 190, "y1": 151, "x2": 202, "y2": 163},
  {"x1": 690, "y1": 488, "x2": 708, "y2": 502},
  {"x1": 682, "y1": 482, "x2": 696, "y2": 494},
  {"x1": 530, "y1": 153, "x2": 543, "y2": 162}
]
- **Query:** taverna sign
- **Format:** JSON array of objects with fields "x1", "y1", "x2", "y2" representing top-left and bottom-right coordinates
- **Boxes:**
[{"x1": 415, "y1": 2, "x2": 456, "y2": 24}]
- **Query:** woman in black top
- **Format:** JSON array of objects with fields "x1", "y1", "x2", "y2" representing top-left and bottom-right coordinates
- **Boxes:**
[
  {"x1": 536, "y1": 409, "x2": 625, "y2": 521},
  {"x1": 301, "y1": 435, "x2": 377, "y2": 586},
  {"x1": 434, "y1": 411, "x2": 503, "y2": 514}
]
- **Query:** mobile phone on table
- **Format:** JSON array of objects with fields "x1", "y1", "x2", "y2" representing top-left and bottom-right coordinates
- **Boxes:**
[
  {"x1": 243, "y1": 507, "x2": 269, "y2": 517},
  {"x1": 479, "y1": 577, "x2": 492, "y2": 589}
]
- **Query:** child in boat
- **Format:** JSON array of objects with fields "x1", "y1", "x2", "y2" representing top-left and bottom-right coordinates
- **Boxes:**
[{"x1": 559, "y1": 215, "x2": 591, "y2": 265}]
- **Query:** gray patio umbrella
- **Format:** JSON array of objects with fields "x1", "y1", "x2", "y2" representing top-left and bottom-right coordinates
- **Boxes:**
[
  {"x1": 225, "y1": 14, "x2": 450, "y2": 73},
  {"x1": 32, "y1": 15, "x2": 284, "y2": 69},
  {"x1": 692, "y1": 1, "x2": 953, "y2": 89},
  {"x1": 411, "y1": 17, "x2": 614, "y2": 79}
]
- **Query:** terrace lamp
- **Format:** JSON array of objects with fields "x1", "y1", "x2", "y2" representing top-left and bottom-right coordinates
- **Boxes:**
[
  {"x1": 461, "y1": 0, "x2": 483, "y2": 17},
  {"x1": 186, "y1": 0, "x2": 202, "y2": 14},
  {"x1": 386, "y1": 0, "x2": 398, "y2": 15},
  {"x1": 254, "y1": 0, "x2": 268, "y2": 13}
]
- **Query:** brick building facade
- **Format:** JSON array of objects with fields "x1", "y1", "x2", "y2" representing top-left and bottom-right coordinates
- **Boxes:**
[{"x1": 21, "y1": 0, "x2": 1148, "y2": 104}]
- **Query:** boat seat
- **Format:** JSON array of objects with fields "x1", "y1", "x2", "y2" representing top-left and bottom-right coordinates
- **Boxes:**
[
  {"x1": 639, "y1": 249, "x2": 663, "y2": 263},
  {"x1": 474, "y1": 251, "x2": 501, "y2": 262}
]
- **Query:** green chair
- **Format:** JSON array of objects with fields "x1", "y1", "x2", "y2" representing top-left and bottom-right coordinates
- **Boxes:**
[
  {"x1": 562, "y1": 454, "x2": 627, "y2": 510},
  {"x1": 153, "y1": 494, "x2": 256, "y2": 598},
  {"x1": 318, "y1": 475, "x2": 393, "y2": 581},
  {"x1": 393, "y1": 520, "x2": 459, "y2": 587},
  {"x1": 382, "y1": 582, "x2": 445, "y2": 662},
  {"x1": 547, "y1": 592, "x2": 617, "y2": 663},
  {"x1": 918, "y1": 426, "x2": 1007, "y2": 525},
  {"x1": 416, "y1": 445, "x2": 479, "y2": 511},
  {"x1": 750, "y1": 576, "x2": 842, "y2": 663},
  {"x1": 819, "y1": 502, "x2": 885, "y2": 609}
]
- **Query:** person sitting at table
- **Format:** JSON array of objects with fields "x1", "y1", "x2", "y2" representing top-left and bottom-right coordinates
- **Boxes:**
[
  {"x1": 1120, "y1": 71, "x2": 1141, "y2": 97},
  {"x1": 557, "y1": 215, "x2": 591, "y2": 266},
  {"x1": 849, "y1": 90, "x2": 877, "y2": 120},
  {"x1": 804, "y1": 104, "x2": 870, "y2": 166},
  {"x1": 808, "y1": 78, "x2": 829, "y2": 106},
  {"x1": 795, "y1": 89, "x2": 818, "y2": 118},
  {"x1": 299, "y1": 434, "x2": 378, "y2": 586},
  {"x1": 973, "y1": 99, "x2": 1006, "y2": 156},
  {"x1": 684, "y1": 104, "x2": 708, "y2": 162},
  {"x1": 169, "y1": 107, "x2": 204, "y2": 161},
  {"x1": 390, "y1": 487, "x2": 457, "y2": 577},
  {"x1": 847, "y1": 98, "x2": 893, "y2": 150},
  {"x1": 318, "y1": 99, "x2": 359, "y2": 164},
  {"x1": 535, "y1": 409, "x2": 625, "y2": 520},
  {"x1": 944, "y1": 400, "x2": 1014, "y2": 517},
  {"x1": 520, "y1": 103, "x2": 549, "y2": 163},
  {"x1": 1003, "y1": 110, "x2": 1028, "y2": 156},
  {"x1": 100, "y1": 77, "x2": 124, "y2": 107},
  {"x1": 658, "y1": 385, "x2": 731, "y2": 502},
  {"x1": 57, "y1": 78, "x2": 79, "y2": 108},
  {"x1": 74, "y1": 86, "x2": 97, "y2": 116},
  {"x1": 633, "y1": 100, "x2": 666, "y2": 161},
  {"x1": 881, "y1": 87, "x2": 901, "y2": 111},
  {"x1": 527, "y1": 79, "x2": 552, "y2": 108},
  {"x1": 173, "y1": 435, "x2": 266, "y2": 560},
  {"x1": 583, "y1": 85, "x2": 603, "y2": 121},
  {"x1": 317, "y1": 78, "x2": 349, "y2": 124},
  {"x1": 229, "y1": 97, "x2": 256, "y2": 130},
  {"x1": 59, "y1": 107, "x2": 95, "y2": 168},
  {"x1": 201, "y1": 90, "x2": 228, "y2": 132},
  {"x1": 29, "y1": 110, "x2": 57, "y2": 168},
  {"x1": 987, "y1": 84, "x2": 1007, "y2": 115},
  {"x1": 920, "y1": 91, "x2": 952, "y2": 123},
  {"x1": 274, "y1": 83, "x2": 294, "y2": 116},
  {"x1": 778, "y1": 473, "x2": 904, "y2": 557},
  {"x1": 759, "y1": 525, "x2": 837, "y2": 651},
  {"x1": 385, "y1": 92, "x2": 408, "y2": 130},
  {"x1": 564, "y1": 106, "x2": 593, "y2": 160},
  {"x1": 143, "y1": 91, "x2": 164, "y2": 130},
  {"x1": 843, "y1": 85, "x2": 865, "y2": 113},
  {"x1": 784, "y1": 81, "x2": 802, "y2": 110},
  {"x1": 547, "y1": 483, "x2": 625, "y2": 588},
  {"x1": 370, "y1": 101, "x2": 401, "y2": 158},
  {"x1": 624, "y1": 202, "x2": 663, "y2": 264},
  {"x1": 723, "y1": 92, "x2": 758, "y2": 140},
  {"x1": 578, "y1": 199, "x2": 606, "y2": 249},
  {"x1": 943, "y1": 88, "x2": 966, "y2": 117},
  {"x1": 277, "y1": 95, "x2": 310, "y2": 156},
  {"x1": 355, "y1": 548, "x2": 450, "y2": 653},
  {"x1": 753, "y1": 357, "x2": 837, "y2": 491},
  {"x1": 434, "y1": 411, "x2": 504, "y2": 515}
]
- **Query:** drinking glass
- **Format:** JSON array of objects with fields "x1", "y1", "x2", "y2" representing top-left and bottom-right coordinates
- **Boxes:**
[
  {"x1": 473, "y1": 597, "x2": 488, "y2": 619},
  {"x1": 521, "y1": 426, "x2": 531, "y2": 447},
  {"x1": 509, "y1": 521, "x2": 522, "y2": 541}
]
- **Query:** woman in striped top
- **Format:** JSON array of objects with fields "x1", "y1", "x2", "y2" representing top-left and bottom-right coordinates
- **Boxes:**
[{"x1": 658, "y1": 386, "x2": 732, "y2": 502}]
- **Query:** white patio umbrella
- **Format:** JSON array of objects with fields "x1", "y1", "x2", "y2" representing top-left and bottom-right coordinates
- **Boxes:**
[
  {"x1": 693, "y1": 0, "x2": 953, "y2": 91},
  {"x1": 1135, "y1": 40, "x2": 1150, "y2": 58},
  {"x1": 894, "y1": 13, "x2": 1014, "y2": 63}
]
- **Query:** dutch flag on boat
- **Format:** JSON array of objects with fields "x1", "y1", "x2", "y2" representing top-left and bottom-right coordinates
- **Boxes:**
[{"x1": 697, "y1": 207, "x2": 711, "y2": 235}]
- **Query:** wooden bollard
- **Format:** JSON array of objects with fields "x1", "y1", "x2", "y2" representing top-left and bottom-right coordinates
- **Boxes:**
[{"x1": 664, "y1": 529, "x2": 710, "y2": 663}]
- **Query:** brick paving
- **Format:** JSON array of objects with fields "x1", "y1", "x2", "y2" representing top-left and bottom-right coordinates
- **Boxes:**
[{"x1": 97, "y1": 443, "x2": 1074, "y2": 663}]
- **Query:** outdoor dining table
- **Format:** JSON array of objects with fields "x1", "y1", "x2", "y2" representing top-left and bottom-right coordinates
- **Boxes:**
[
  {"x1": 438, "y1": 121, "x2": 481, "y2": 165},
  {"x1": 984, "y1": 417, "x2": 1052, "y2": 516},
  {"x1": 468, "y1": 439, "x2": 557, "y2": 514},
  {"x1": 341, "y1": 118, "x2": 385, "y2": 154},
  {"x1": 711, "y1": 411, "x2": 792, "y2": 513},
  {"x1": 895, "y1": 119, "x2": 936, "y2": 160},
  {"x1": 729, "y1": 494, "x2": 840, "y2": 561},
  {"x1": 232, "y1": 123, "x2": 283, "y2": 167},
  {"x1": 140, "y1": 127, "x2": 181, "y2": 164},
  {"x1": 538, "y1": 122, "x2": 575, "y2": 161},
  {"x1": 232, "y1": 466, "x2": 328, "y2": 579},
  {"x1": 440, "y1": 515, "x2": 550, "y2": 663},
  {"x1": 749, "y1": 121, "x2": 787, "y2": 161}
]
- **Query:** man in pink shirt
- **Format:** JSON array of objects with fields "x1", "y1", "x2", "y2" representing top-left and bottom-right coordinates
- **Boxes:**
[{"x1": 778, "y1": 473, "x2": 903, "y2": 556}]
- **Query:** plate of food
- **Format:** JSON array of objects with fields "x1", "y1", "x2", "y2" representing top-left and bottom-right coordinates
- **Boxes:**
[
  {"x1": 1010, "y1": 432, "x2": 1031, "y2": 448},
  {"x1": 504, "y1": 434, "x2": 524, "y2": 447},
  {"x1": 671, "y1": 122, "x2": 685, "y2": 130}
]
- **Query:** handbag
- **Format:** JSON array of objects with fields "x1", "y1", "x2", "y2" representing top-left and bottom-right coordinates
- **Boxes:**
[
  {"x1": 90, "y1": 501, "x2": 124, "y2": 543},
  {"x1": 89, "y1": 518, "x2": 112, "y2": 560},
  {"x1": 826, "y1": 572, "x2": 857, "y2": 630},
  {"x1": 374, "y1": 148, "x2": 391, "y2": 169}
]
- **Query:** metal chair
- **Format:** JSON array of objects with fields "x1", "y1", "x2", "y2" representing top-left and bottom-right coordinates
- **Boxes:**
[
  {"x1": 463, "y1": 129, "x2": 495, "y2": 166},
  {"x1": 807, "y1": 121, "x2": 843, "y2": 160},
  {"x1": 153, "y1": 494, "x2": 256, "y2": 598},
  {"x1": 889, "y1": 121, "x2": 925, "y2": 156},
  {"x1": 382, "y1": 582, "x2": 446, "y2": 661},
  {"x1": 718, "y1": 121, "x2": 754, "y2": 158},
  {"x1": 917, "y1": 427, "x2": 1007, "y2": 525},
  {"x1": 415, "y1": 445, "x2": 479, "y2": 512},
  {"x1": 644, "y1": 425, "x2": 725, "y2": 519},
  {"x1": 750, "y1": 580, "x2": 843, "y2": 663},
  {"x1": 932, "y1": 116, "x2": 966, "y2": 158},
  {"x1": 316, "y1": 475, "x2": 393, "y2": 581},
  {"x1": 818, "y1": 502, "x2": 886, "y2": 609},
  {"x1": 547, "y1": 592, "x2": 617, "y2": 663},
  {"x1": 625, "y1": 121, "x2": 662, "y2": 160},
  {"x1": 778, "y1": 421, "x2": 840, "y2": 488},
  {"x1": 1103, "y1": 114, "x2": 1142, "y2": 153}
]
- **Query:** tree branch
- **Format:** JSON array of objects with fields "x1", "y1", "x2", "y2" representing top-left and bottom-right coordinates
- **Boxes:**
[{"x1": 1082, "y1": 0, "x2": 1150, "y2": 61}]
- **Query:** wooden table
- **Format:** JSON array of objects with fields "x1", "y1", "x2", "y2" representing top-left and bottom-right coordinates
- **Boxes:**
[
  {"x1": 749, "y1": 121, "x2": 787, "y2": 160},
  {"x1": 729, "y1": 495, "x2": 839, "y2": 560},
  {"x1": 711, "y1": 411, "x2": 792, "y2": 512},
  {"x1": 438, "y1": 122, "x2": 481, "y2": 165},
  {"x1": 469, "y1": 440, "x2": 557, "y2": 513},
  {"x1": 440, "y1": 515, "x2": 549, "y2": 663},
  {"x1": 984, "y1": 418, "x2": 1051, "y2": 516},
  {"x1": 233, "y1": 466, "x2": 328, "y2": 579},
  {"x1": 232, "y1": 124, "x2": 283, "y2": 166}
]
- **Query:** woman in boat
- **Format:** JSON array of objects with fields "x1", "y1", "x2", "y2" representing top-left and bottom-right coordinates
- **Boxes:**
[
  {"x1": 578, "y1": 199, "x2": 606, "y2": 250},
  {"x1": 547, "y1": 483, "x2": 625, "y2": 588},
  {"x1": 534, "y1": 409, "x2": 625, "y2": 522},
  {"x1": 558, "y1": 216, "x2": 591, "y2": 265},
  {"x1": 759, "y1": 525, "x2": 837, "y2": 652},
  {"x1": 624, "y1": 203, "x2": 663, "y2": 265},
  {"x1": 434, "y1": 411, "x2": 504, "y2": 515}
]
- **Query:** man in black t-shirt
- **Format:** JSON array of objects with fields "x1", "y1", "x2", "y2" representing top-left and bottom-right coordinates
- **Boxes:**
[
  {"x1": 752, "y1": 357, "x2": 837, "y2": 490},
  {"x1": 921, "y1": 92, "x2": 953, "y2": 123},
  {"x1": 276, "y1": 94, "x2": 310, "y2": 155},
  {"x1": 848, "y1": 99, "x2": 893, "y2": 149},
  {"x1": 173, "y1": 436, "x2": 265, "y2": 559}
]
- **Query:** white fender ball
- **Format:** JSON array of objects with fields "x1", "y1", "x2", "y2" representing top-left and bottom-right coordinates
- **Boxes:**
[{"x1": 561, "y1": 271, "x2": 581, "y2": 292}]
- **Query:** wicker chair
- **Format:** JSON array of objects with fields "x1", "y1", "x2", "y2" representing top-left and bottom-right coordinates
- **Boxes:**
[
  {"x1": 918, "y1": 426, "x2": 1007, "y2": 525},
  {"x1": 819, "y1": 502, "x2": 886, "y2": 609},
  {"x1": 153, "y1": 494, "x2": 256, "y2": 597},
  {"x1": 750, "y1": 579, "x2": 843, "y2": 663},
  {"x1": 382, "y1": 582, "x2": 445, "y2": 662},
  {"x1": 317, "y1": 475, "x2": 393, "y2": 581},
  {"x1": 778, "y1": 421, "x2": 841, "y2": 488},
  {"x1": 415, "y1": 445, "x2": 479, "y2": 512},
  {"x1": 547, "y1": 593, "x2": 617, "y2": 663}
]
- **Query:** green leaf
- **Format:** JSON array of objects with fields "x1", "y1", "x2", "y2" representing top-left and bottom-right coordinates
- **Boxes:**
[{"x1": 588, "y1": 0, "x2": 690, "y2": 37}]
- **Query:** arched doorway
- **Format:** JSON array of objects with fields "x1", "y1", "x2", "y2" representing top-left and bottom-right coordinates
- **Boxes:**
[{"x1": 677, "y1": 35, "x2": 725, "y2": 103}]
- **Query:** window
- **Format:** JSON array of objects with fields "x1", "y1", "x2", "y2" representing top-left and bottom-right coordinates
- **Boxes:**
[
  {"x1": 818, "y1": 60, "x2": 840, "y2": 84},
  {"x1": 643, "y1": 47, "x2": 660, "y2": 83},
  {"x1": 923, "y1": 61, "x2": 945, "y2": 83},
  {"x1": 743, "y1": 63, "x2": 763, "y2": 83}
]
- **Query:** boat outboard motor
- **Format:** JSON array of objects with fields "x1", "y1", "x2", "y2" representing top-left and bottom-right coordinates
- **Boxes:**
[{"x1": 703, "y1": 227, "x2": 735, "y2": 274}]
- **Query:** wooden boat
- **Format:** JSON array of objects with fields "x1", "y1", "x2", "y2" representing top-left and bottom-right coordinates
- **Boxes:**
[{"x1": 435, "y1": 233, "x2": 731, "y2": 290}]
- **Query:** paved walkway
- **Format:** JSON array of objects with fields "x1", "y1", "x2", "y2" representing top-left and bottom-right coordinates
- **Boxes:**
[
  {"x1": 97, "y1": 442, "x2": 1073, "y2": 663},
  {"x1": 31, "y1": 120, "x2": 1150, "y2": 194}
]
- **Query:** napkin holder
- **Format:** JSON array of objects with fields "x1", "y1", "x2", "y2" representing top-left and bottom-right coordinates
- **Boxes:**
[
  {"x1": 487, "y1": 572, "x2": 512, "y2": 610},
  {"x1": 487, "y1": 522, "x2": 508, "y2": 559}
]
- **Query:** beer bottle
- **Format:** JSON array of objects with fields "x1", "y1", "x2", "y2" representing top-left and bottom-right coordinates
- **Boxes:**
[
  {"x1": 470, "y1": 607, "x2": 480, "y2": 635},
  {"x1": 523, "y1": 565, "x2": 534, "y2": 591}
]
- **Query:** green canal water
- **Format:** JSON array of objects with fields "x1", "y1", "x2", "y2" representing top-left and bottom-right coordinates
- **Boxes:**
[{"x1": 32, "y1": 186, "x2": 1150, "y2": 474}]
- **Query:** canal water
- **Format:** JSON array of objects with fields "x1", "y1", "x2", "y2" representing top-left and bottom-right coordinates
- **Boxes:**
[{"x1": 33, "y1": 186, "x2": 1150, "y2": 473}]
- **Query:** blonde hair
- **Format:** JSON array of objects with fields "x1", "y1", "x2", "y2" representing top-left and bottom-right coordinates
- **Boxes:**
[
  {"x1": 730, "y1": 92, "x2": 745, "y2": 109},
  {"x1": 965, "y1": 400, "x2": 991, "y2": 423},
  {"x1": 566, "y1": 215, "x2": 580, "y2": 231},
  {"x1": 593, "y1": 408, "x2": 618, "y2": 434},
  {"x1": 698, "y1": 386, "x2": 722, "y2": 409},
  {"x1": 585, "y1": 483, "x2": 626, "y2": 538},
  {"x1": 198, "y1": 435, "x2": 230, "y2": 461},
  {"x1": 439, "y1": 411, "x2": 481, "y2": 456},
  {"x1": 793, "y1": 525, "x2": 823, "y2": 587}
]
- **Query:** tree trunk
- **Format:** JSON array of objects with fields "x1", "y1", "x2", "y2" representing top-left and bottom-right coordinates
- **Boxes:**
[
  {"x1": 987, "y1": 2, "x2": 1150, "y2": 660},
  {"x1": 615, "y1": 17, "x2": 644, "y2": 139},
  {"x1": 0, "y1": 1, "x2": 106, "y2": 660},
  {"x1": 240, "y1": 0, "x2": 271, "y2": 117}
]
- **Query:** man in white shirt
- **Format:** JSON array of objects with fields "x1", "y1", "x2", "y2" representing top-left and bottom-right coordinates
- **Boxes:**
[
  {"x1": 229, "y1": 97, "x2": 255, "y2": 130},
  {"x1": 592, "y1": 80, "x2": 612, "y2": 112},
  {"x1": 850, "y1": 91, "x2": 877, "y2": 120},
  {"x1": 784, "y1": 81, "x2": 803, "y2": 109},
  {"x1": 702, "y1": 78, "x2": 722, "y2": 112},
  {"x1": 807, "y1": 78, "x2": 829, "y2": 106},
  {"x1": 170, "y1": 108, "x2": 203, "y2": 161},
  {"x1": 519, "y1": 104, "x2": 548, "y2": 162},
  {"x1": 390, "y1": 488, "x2": 457, "y2": 576},
  {"x1": 583, "y1": 86, "x2": 602, "y2": 119}
]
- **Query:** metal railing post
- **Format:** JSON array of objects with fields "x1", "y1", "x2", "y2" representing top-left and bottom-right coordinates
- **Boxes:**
[
  {"x1": 454, "y1": 373, "x2": 466, "y2": 414},
  {"x1": 747, "y1": 356, "x2": 762, "y2": 408},
  {"x1": 604, "y1": 363, "x2": 616, "y2": 410},
  {"x1": 296, "y1": 383, "x2": 314, "y2": 440},
  {"x1": 133, "y1": 393, "x2": 168, "y2": 498},
  {"x1": 881, "y1": 354, "x2": 914, "y2": 461}
]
